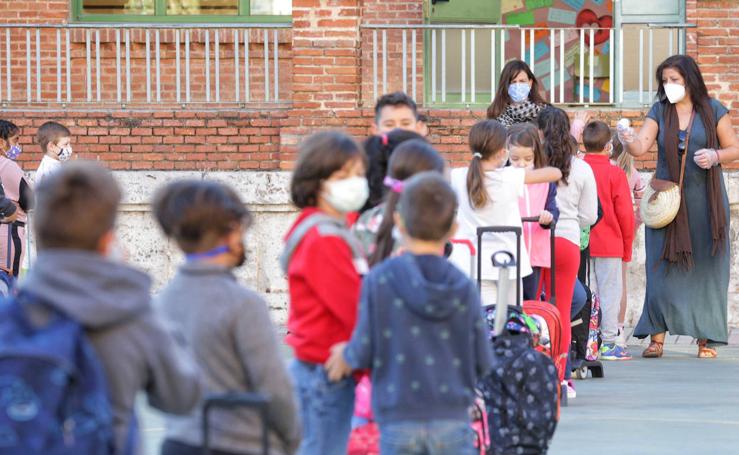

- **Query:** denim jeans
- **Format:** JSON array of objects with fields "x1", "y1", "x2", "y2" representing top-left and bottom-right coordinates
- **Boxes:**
[
  {"x1": 379, "y1": 420, "x2": 476, "y2": 455},
  {"x1": 289, "y1": 359, "x2": 355, "y2": 455}
]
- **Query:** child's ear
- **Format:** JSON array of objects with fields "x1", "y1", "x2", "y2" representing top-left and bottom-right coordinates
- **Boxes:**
[
  {"x1": 370, "y1": 122, "x2": 379, "y2": 136},
  {"x1": 96, "y1": 230, "x2": 116, "y2": 256},
  {"x1": 447, "y1": 221, "x2": 459, "y2": 240}
]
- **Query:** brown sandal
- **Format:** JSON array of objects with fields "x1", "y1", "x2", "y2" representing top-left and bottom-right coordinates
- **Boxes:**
[
  {"x1": 697, "y1": 340, "x2": 717, "y2": 359},
  {"x1": 642, "y1": 341, "x2": 664, "y2": 358}
]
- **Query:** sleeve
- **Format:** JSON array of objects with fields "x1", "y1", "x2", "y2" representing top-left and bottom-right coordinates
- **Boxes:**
[
  {"x1": 570, "y1": 118, "x2": 585, "y2": 143},
  {"x1": 712, "y1": 98, "x2": 729, "y2": 124},
  {"x1": 613, "y1": 169, "x2": 636, "y2": 262},
  {"x1": 577, "y1": 163, "x2": 599, "y2": 227},
  {"x1": 302, "y1": 235, "x2": 362, "y2": 334},
  {"x1": 470, "y1": 284, "x2": 494, "y2": 378},
  {"x1": 508, "y1": 167, "x2": 526, "y2": 198},
  {"x1": 343, "y1": 277, "x2": 374, "y2": 370},
  {"x1": 647, "y1": 102, "x2": 662, "y2": 123},
  {"x1": 542, "y1": 183, "x2": 560, "y2": 229},
  {"x1": 234, "y1": 294, "x2": 302, "y2": 453},
  {"x1": 0, "y1": 180, "x2": 17, "y2": 218},
  {"x1": 19, "y1": 178, "x2": 33, "y2": 212}
]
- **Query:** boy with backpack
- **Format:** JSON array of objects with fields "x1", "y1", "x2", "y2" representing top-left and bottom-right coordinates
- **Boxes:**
[
  {"x1": 582, "y1": 121, "x2": 635, "y2": 361},
  {"x1": 326, "y1": 172, "x2": 493, "y2": 454},
  {"x1": 2, "y1": 161, "x2": 202, "y2": 453}
]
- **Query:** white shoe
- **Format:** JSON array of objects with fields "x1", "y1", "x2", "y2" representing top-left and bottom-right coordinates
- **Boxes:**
[{"x1": 564, "y1": 380, "x2": 577, "y2": 399}]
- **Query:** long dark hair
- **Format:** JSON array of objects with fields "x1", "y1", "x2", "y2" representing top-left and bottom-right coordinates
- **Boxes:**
[
  {"x1": 370, "y1": 139, "x2": 445, "y2": 266},
  {"x1": 537, "y1": 106, "x2": 576, "y2": 185},
  {"x1": 467, "y1": 120, "x2": 507, "y2": 209},
  {"x1": 487, "y1": 60, "x2": 547, "y2": 119},
  {"x1": 506, "y1": 122, "x2": 547, "y2": 169}
]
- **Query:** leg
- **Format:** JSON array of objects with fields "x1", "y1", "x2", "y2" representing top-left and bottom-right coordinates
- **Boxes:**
[
  {"x1": 379, "y1": 421, "x2": 426, "y2": 455},
  {"x1": 592, "y1": 258, "x2": 622, "y2": 346},
  {"x1": 522, "y1": 268, "x2": 541, "y2": 301},
  {"x1": 619, "y1": 261, "x2": 628, "y2": 327},
  {"x1": 427, "y1": 420, "x2": 477, "y2": 455}
]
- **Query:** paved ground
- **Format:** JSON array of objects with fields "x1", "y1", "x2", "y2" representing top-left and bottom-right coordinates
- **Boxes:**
[{"x1": 139, "y1": 339, "x2": 739, "y2": 455}]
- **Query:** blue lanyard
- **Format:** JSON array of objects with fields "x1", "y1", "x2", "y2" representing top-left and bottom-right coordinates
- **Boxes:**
[{"x1": 185, "y1": 245, "x2": 229, "y2": 262}]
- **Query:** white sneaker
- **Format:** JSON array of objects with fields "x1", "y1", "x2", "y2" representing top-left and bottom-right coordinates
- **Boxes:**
[{"x1": 564, "y1": 380, "x2": 577, "y2": 399}]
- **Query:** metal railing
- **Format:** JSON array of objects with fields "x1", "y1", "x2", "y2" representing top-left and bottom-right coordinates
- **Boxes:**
[
  {"x1": 0, "y1": 23, "x2": 291, "y2": 108},
  {"x1": 363, "y1": 23, "x2": 695, "y2": 107}
]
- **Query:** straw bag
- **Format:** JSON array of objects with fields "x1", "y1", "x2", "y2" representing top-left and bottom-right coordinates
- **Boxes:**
[{"x1": 640, "y1": 112, "x2": 694, "y2": 229}]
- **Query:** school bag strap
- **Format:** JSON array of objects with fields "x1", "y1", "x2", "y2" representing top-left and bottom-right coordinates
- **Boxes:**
[{"x1": 280, "y1": 213, "x2": 366, "y2": 274}]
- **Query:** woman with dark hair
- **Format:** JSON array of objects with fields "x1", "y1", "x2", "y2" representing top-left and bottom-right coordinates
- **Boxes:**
[
  {"x1": 487, "y1": 60, "x2": 548, "y2": 128},
  {"x1": 619, "y1": 55, "x2": 739, "y2": 358}
]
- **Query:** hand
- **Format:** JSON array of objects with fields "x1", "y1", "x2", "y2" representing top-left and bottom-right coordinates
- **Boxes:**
[
  {"x1": 1, "y1": 212, "x2": 18, "y2": 224},
  {"x1": 574, "y1": 110, "x2": 591, "y2": 125},
  {"x1": 694, "y1": 148, "x2": 719, "y2": 170},
  {"x1": 325, "y1": 342, "x2": 352, "y2": 382},
  {"x1": 617, "y1": 126, "x2": 636, "y2": 145},
  {"x1": 538, "y1": 210, "x2": 553, "y2": 226}
]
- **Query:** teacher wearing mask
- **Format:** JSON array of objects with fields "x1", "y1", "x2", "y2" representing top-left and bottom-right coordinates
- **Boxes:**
[{"x1": 619, "y1": 55, "x2": 739, "y2": 359}]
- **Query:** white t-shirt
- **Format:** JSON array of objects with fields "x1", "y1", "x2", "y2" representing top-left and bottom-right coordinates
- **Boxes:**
[
  {"x1": 35, "y1": 155, "x2": 62, "y2": 186},
  {"x1": 450, "y1": 166, "x2": 532, "y2": 281}
]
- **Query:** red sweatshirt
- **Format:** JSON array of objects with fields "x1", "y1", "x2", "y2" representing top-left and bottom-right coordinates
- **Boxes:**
[
  {"x1": 285, "y1": 208, "x2": 363, "y2": 364},
  {"x1": 583, "y1": 154, "x2": 635, "y2": 262}
]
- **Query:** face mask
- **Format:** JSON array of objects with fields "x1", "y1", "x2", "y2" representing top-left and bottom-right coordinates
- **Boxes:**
[
  {"x1": 57, "y1": 145, "x2": 72, "y2": 162},
  {"x1": 324, "y1": 176, "x2": 369, "y2": 213},
  {"x1": 5, "y1": 145, "x2": 21, "y2": 160},
  {"x1": 664, "y1": 83, "x2": 686, "y2": 104},
  {"x1": 508, "y1": 83, "x2": 531, "y2": 103}
]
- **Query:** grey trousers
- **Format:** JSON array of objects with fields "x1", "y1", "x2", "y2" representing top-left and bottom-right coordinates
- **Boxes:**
[{"x1": 589, "y1": 257, "x2": 623, "y2": 344}]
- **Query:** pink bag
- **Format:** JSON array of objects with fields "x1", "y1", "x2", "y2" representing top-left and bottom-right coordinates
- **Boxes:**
[{"x1": 354, "y1": 374, "x2": 373, "y2": 421}]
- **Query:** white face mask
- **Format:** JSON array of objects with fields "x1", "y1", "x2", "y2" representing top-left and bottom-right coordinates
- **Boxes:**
[
  {"x1": 57, "y1": 145, "x2": 73, "y2": 162},
  {"x1": 664, "y1": 83, "x2": 686, "y2": 104},
  {"x1": 323, "y1": 176, "x2": 369, "y2": 213}
]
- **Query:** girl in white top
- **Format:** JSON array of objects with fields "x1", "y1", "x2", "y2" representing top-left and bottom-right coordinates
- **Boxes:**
[{"x1": 450, "y1": 119, "x2": 561, "y2": 306}]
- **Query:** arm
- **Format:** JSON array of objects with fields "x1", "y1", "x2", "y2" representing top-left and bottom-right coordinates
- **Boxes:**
[
  {"x1": 577, "y1": 167, "x2": 599, "y2": 227},
  {"x1": 19, "y1": 178, "x2": 33, "y2": 213},
  {"x1": 342, "y1": 278, "x2": 374, "y2": 371},
  {"x1": 570, "y1": 111, "x2": 590, "y2": 143},
  {"x1": 470, "y1": 285, "x2": 493, "y2": 378},
  {"x1": 623, "y1": 118, "x2": 659, "y2": 158},
  {"x1": 695, "y1": 115, "x2": 739, "y2": 168},
  {"x1": 235, "y1": 295, "x2": 301, "y2": 453},
  {"x1": 541, "y1": 183, "x2": 560, "y2": 229},
  {"x1": 613, "y1": 171, "x2": 635, "y2": 262},
  {"x1": 524, "y1": 167, "x2": 562, "y2": 184},
  {"x1": 0, "y1": 180, "x2": 17, "y2": 221}
]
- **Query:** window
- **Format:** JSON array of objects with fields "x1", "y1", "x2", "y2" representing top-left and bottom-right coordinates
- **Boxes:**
[{"x1": 75, "y1": 0, "x2": 291, "y2": 21}]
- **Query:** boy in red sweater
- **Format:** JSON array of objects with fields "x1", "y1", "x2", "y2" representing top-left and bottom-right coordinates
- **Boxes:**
[
  {"x1": 583, "y1": 121, "x2": 635, "y2": 361},
  {"x1": 280, "y1": 131, "x2": 369, "y2": 455}
]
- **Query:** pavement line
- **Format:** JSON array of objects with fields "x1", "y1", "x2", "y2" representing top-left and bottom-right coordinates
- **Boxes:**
[{"x1": 593, "y1": 416, "x2": 739, "y2": 426}]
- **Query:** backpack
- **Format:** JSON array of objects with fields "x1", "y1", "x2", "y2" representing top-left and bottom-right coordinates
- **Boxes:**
[{"x1": 0, "y1": 290, "x2": 115, "y2": 454}]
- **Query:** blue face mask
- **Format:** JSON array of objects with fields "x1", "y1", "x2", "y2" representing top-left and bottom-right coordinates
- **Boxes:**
[
  {"x1": 5, "y1": 145, "x2": 21, "y2": 160},
  {"x1": 508, "y1": 82, "x2": 531, "y2": 103}
]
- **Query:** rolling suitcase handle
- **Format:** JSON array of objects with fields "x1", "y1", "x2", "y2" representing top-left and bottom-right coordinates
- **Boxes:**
[
  {"x1": 520, "y1": 217, "x2": 557, "y2": 306},
  {"x1": 450, "y1": 239, "x2": 476, "y2": 277},
  {"x1": 202, "y1": 393, "x2": 270, "y2": 455},
  {"x1": 476, "y1": 226, "x2": 522, "y2": 305},
  {"x1": 492, "y1": 251, "x2": 516, "y2": 336}
]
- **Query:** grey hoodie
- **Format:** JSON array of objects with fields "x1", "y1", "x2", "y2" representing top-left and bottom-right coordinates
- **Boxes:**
[{"x1": 21, "y1": 250, "x2": 203, "y2": 454}]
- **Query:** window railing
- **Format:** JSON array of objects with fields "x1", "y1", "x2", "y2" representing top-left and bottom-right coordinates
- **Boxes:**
[{"x1": 0, "y1": 23, "x2": 291, "y2": 109}]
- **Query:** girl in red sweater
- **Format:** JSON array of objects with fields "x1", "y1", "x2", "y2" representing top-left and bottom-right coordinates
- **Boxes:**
[{"x1": 281, "y1": 131, "x2": 369, "y2": 455}]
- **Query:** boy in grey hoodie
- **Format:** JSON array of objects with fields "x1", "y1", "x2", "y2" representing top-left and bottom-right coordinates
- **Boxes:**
[{"x1": 21, "y1": 161, "x2": 202, "y2": 454}]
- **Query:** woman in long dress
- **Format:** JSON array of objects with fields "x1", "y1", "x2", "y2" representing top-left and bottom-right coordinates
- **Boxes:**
[{"x1": 620, "y1": 55, "x2": 739, "y2": 358}]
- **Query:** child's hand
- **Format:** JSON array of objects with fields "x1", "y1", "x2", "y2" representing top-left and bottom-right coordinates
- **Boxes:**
[
  {"x1": 325, "y1": 342, "x2": 352, "y2": 382},
  {"x1": 574, "y1": 110, "x2": 591, "y2": 125},
  {"x1": 2, "y1": 212, "x2": 18, "y2": 224},
  {"x1": 538, "y1": 210, "x2": 553, "y2": 226}
]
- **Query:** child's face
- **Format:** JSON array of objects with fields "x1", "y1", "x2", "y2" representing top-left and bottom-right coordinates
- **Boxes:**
[
  {"x1": 374, "y1": 105, "x2": 418, "y2": 135},
  {"x1": 509, "y1": 145, "x2": 535, "y2": 170},
  {"x1": 48, "y1": 136, "x2": 72, "y2": 161},
  {"x1": 326, "y1": 156, "x2": 366, "y2": 182},
  {"x1": 2, "y1": 133, "x2": 19, "y2": 158}
]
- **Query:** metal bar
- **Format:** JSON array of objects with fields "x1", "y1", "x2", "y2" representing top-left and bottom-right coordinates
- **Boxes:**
[
  {"x1": 648, "y1": 28, "x2": 653, "y2": 102},
  {"x1": 639, "y1": 28, "x2": 643, "y2": 104},
  {"x1": 216, "y1": 30, "x2": 221, "y2": 103},
  {"x1": 26, "y1": 30, "x2": 32, "y2": 103},
  {"x1": 186, "y1": 30, "x2": 191, "y2": 103},
  {"x1": 234, "y1": 29, "x2": 239, "y2": 102},
  {"x1": 549, "y1": 29, "x2": 555, "y2": 103},
  {"x1": 205, "y1": 29, "x2": 211, "y2": 103},
  {"x1": 411, "y1": 30, "x2": 416, "y2": 100},
  {"x1": 244, "y1": 29, "x2": 250, "y2": 102},
  {"x1": 263, "y1": 29, "x2": 269, "y2": 102},
  {"x1": 461, "y1": 30, "x2": 466, "y2": 103},
  {"x1": 520, "y1": 28, "x2": 525, "y2": 61},
  {"x1": 431, "y1": 29, "x2": 436, "y2": 103},
  {"x1": 146, "y1": 30, "x2": 151, "y2": 103},
  {"x1": 65, "y1": 29, "x2": 70, "y2": 102},
  {"x1": 470, "y1": 29, "x2": 475, "y2": 104},
  {"x1": 56, "y1": 29, "x2": 61, "y2": 103},
  {"x1": 382, "y1": 30, "x2": 387, "y2": 94},
  {"x1": 619, "y1": 27, "x2": 623, "y2": 104},
  {"x1": 273, "y1": 29, "x2": 278, "y2": 102},
  {"x1": 559, "y1": 29, "x2": 564, "y2": 103},
  {"x1": 6, "y1": 29, "x2": 11, "y2": 102},
  {"x1": 402, "y1": 29, "x2": 407, "y2": 94},
  {"x1": 95, "y1": 30, "x2": 101, "y2": 102},
  {"x1": 669, "y1": 29, "x2": 674, "y2": 56},
  {"x1": 156, "y1": 30, "x2": 161, "y2": 102},
  {"x1": 176, "y1": 29, "x2": 181, "y2": 103},
  {"x1": 609, "y1": 29, "x2": 614, "y2": 104},
  {"x1": 500, "y1": 28, "x2": 505, "y2": 69},
  {"x1": 441, "y1": 29, "x2": 446, "y2": 103},
  {"x1": 0, "y1": 23, "x2": 293, "y2": 29},
  {"x1": 360, "y1": 24, "x2": 520, "y2": 30},
  {"x1": 125, "y1": 29, "x2": 131, "y2": 102},
  {"x1": 373, "y1": 30, "x2": 378, "y2": 101},
  {"x1": 35, "y1": 29, "x2": 41, "y2": 102},
  {"x1": 529, "y1": 28, "x2": 535, "y2": 73},
  {"x1": 490, "y1": 29, "x2": 495, "y2": 103},
  {"x1": 579, "y1": 29, "x2": 584, "y2": 104},
  {"x1": 589, "y1": 29, "x2": 594, "y2": 103},
  {"x1": 85, "y1": 30, "x2": 91, "y2": 102},
  {"x1": 116, "y1": 29, "x2": 121, "y2": 102}
]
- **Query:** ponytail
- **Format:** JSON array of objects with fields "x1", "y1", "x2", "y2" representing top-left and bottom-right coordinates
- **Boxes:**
[
  {"x1": 467, "y1": 155, "x2": 489, "y2": 209},
  {"x1": 467, "y1": 120, "x2": 507, "y2": 209},
  {"x1": 370, "y1": 190, "x2": 401, "y2": 266}
]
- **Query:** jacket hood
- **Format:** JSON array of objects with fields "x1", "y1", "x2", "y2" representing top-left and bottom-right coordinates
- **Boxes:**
[
  {"x1": 20, "y1": 249, "x2": 152, "y2": 329},
  {"x1": 388, "y1": 254, "x2": 473, "y2": 321}
]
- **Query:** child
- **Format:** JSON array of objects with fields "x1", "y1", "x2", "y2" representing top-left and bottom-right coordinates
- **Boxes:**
[
  {"x1": 326, "y1": 172, "x2": 493, "y2": 455},
  {"x1": 21, "y1": 161, "x2": 201, "y2": 453},
  {"x1": 486, "y1": 60, "x2": 548, "y2": 128},
  {"x1": 153, "y1": 180, "x2": 300, "y2": 455},
  {"x1": 582, "y1": 121, "x2": 635, "y2": 360},
  {"x1": 281, "y1": 131, "x2": 368, "y2": 455},
  {"x1": 372, "y1": 91, "x2": 419, "y2": 135},
  {"x1": 507, "y1": 123, "x2": 559, "y2": 301},
  {"x1": 35, "y1": 121, "x2": 73, "y2": 185},
  {"x1": 611, "y1": 132, "x2": 645, "y2": 346},
  {"x1": 450, "y1": 119, "x2": 561, "y2": 305},
  {"x1": 354, "y1": 139, "x2": 446, "y2": 265},
  {"x1": 0, "y1": 120, "x2": 34, "y2": 277}
]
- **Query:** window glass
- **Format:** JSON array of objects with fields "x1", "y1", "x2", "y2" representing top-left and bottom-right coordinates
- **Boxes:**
[
  {"x1": 82, "y1": 0, "x2": 155, "y2": 15},
  {"x1": 167, "y1": 0, "x2": 238, "y2": 15},
  {"x1": 250, "y1": 0, "x2": 291, "y2": 15}
]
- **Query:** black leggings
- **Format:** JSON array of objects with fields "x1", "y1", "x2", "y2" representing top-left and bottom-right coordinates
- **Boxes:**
[{"x1": 161, "y1": 439, "x2": 247, "y2": 455}]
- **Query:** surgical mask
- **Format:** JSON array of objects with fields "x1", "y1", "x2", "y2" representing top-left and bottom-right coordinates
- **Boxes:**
[
  {"x1": 664, "y1": 83, "x2": 686, "y2": 104},
  {"x1": 508, "y1": 83, "x2": 531, "y2": 103},
  {"x1": 57, "y1": 145, "x2": 73, "y2": 162},
  {"x1": 324, "y1": 176, "x2": 369, "y2": 213},
  {"x1": 5, "y1": 145, "x2": 21, "y2": 160}
]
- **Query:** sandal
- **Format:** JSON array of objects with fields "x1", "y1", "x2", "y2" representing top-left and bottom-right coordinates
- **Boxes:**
[
  {"x1": 697, "y1": 339, "x2": 718, "y2": 359},
  {"x1": 642, "y1": 340, "x2": 664, "y2": 358}
]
